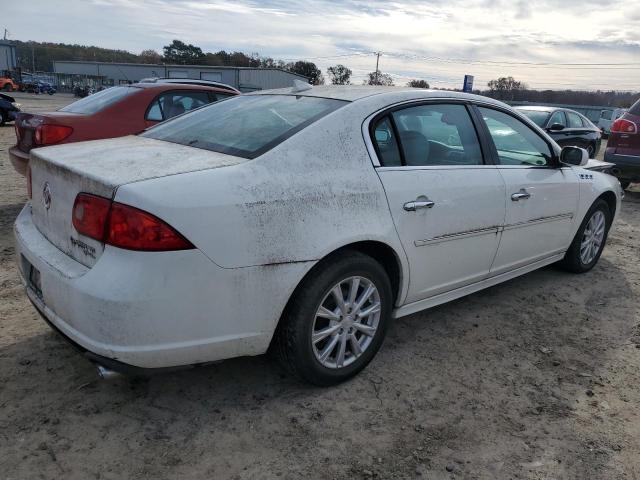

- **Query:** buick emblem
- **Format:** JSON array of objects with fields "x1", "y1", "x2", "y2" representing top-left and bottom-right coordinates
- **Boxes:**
[{"x1": 42, "y1": 182, "x2": 52, "y2": 210}]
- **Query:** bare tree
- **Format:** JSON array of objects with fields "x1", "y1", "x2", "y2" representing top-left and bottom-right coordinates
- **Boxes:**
[
  {"x1": 407, "y1": 79, "x2": 430, "y2": 88},
  {"x1": 364, "y1": 71, "x2": 394, "y2": 86},
  {"x1": 327, "y1": 64, "x2": 352, "y2": 85},
  {"x1": 487, "y1": 76, "x2": 527, "y2": 100}
]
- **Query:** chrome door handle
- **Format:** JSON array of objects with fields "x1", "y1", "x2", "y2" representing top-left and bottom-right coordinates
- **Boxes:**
[
  {"x1": 403, "y1": 199, "x2": 435, "y2": 211},
  {"x1": 511, "y1": 189, "x2": 531, "y2": 201}
]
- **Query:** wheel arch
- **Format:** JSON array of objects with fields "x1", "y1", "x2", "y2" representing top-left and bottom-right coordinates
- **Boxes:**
[{"x1": 598, "y1": 190, "x2": 617, "y2": 219}]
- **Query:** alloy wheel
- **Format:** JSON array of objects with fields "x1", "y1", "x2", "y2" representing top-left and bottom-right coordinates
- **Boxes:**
[
  {"x1": 311, "y1": 276, "x2": 381, "y2": 369},
  {"x1": 580, "y1": 210, "x2": 606, "y2": 265}
]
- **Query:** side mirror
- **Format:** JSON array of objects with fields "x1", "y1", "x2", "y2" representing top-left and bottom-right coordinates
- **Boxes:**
[
  {"x1": 560, "y1": 146, "x2": 589, "y2": 166},
  {"x1": 548, "y1": 123, "x2": 565, "y2": 131}
]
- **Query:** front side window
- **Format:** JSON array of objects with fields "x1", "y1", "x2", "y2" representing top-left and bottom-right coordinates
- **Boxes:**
[
  {"x1": 383, "y1": 104, "x2": 483, "y2": 166},
  {"x1": 60, "y1": 86, "x2": 135, "y2": 114},
  {"x1": 548, "y1": 111, "x2": 566, "y2": 128},
  {"x1": 479, "y1": 107, "x2": 553, "y2": 167},
  {"x1": 143, "y1": 94, "x2": 346, "y2": 159},
  {"x1": 566, "y1": 111, "x2": 584, "y2": 128}
]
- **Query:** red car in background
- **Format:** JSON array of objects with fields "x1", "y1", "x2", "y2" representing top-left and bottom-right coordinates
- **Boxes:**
[
  {"x1": 9, "y1": 82, "x2": 238, "y2": 176},
  {"x1": 605, "y1": 97, "x2": 640, "y2": 190}
]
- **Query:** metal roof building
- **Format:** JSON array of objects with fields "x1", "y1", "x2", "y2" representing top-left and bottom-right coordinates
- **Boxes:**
[
  {"x1": 0, "y1": 41, "x2": 17, "y2": 71},
  {"x1": 53, "y1": 61, "x2": 308, "y2": 92}
]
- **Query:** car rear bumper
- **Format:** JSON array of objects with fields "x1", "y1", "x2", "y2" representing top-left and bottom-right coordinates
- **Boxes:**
[
  {"x1": 9, "y1": 145, "x2": 29, "y2": 176},
  {"x1": 14, "y1": 203, "x2": 312, "y2": 370},
  {"x1": 604, "y1": 151, "x2": 640, "y2": 181}
]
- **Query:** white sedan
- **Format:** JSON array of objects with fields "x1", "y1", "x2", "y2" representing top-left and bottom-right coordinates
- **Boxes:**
[{"x1": 15, "y1": 85, "x2": 623, "y2": 385}]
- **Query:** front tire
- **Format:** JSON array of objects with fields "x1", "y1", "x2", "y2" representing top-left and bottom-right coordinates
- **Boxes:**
[
  {"x1": 560, "y1": 199, "x2": 611, "y2": 273},
  {"x1": 274, "y1": 251, "x2": 393, "y2": 386}
]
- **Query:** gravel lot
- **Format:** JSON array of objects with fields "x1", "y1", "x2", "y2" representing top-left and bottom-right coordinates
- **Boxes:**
[{"x1": 1, "y1": 92, "x2": 639, "y2": 480}]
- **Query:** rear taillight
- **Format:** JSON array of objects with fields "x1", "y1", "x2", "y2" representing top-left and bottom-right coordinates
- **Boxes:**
[
  {"x1": 26, "y1": 166, "x2": 32, "y2": 199},
  {"x1": 72, "y1": 193, "x2": 194, "y2": 252},
  {"x1": 34, "y1": 124, "x2": 73, "y2": 145},
  {"x1": 72, "y1": 193, "x2": 111, "y2": 241},
  {"x1": 611, "y1": 118, "x2": 637, "y2": 134}
]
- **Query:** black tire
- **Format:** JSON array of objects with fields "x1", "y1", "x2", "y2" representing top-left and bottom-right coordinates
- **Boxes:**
[
  {"x1": 0, "y1": 110, "x2": 6, "y2": 126},
  {"x1": 559, "y1": 199, "x2": 611, "y2": 273},
  {"x1": 620, "y1": 180, "x2": 631, "y2": 190},
  {"x1": 2, "y1": 83, "x2": 11, "y2": 92},
  {"x1": 273, "y1": 251, "x2": 393, "y2": 386}
]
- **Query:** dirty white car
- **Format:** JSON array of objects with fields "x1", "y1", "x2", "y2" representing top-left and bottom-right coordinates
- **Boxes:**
[{"x1": 15, "y1": 85, "x2": 623, "y2": 385}]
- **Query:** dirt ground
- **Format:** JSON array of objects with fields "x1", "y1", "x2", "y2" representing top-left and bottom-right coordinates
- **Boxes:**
[{"x1": 1, "y1": 92, "x2": 639, "y2": 480}]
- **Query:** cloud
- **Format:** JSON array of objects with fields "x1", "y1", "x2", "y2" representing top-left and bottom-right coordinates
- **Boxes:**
[{"x1": 3, "y1": 0, "x2": 638, "y2": 90}]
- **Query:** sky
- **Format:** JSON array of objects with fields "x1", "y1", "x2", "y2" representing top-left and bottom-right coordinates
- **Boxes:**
[{"x1": 3, "y1": 0, "x2": 640, "y2": 90}]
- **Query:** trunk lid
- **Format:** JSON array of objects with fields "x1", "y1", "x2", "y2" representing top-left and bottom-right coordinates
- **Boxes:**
[{"x1": 29, "y1": 135, "x2": 246, "y2": 267}]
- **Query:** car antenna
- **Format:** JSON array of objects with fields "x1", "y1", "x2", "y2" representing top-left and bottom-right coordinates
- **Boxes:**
[{"x1": 291, "y1": 79, "x2": 312, "y2": 93}]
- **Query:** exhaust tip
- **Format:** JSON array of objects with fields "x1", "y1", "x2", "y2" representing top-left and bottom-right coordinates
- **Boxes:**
[{"x1": 96, "y1": 364, "x2": 121, "y2": 380}]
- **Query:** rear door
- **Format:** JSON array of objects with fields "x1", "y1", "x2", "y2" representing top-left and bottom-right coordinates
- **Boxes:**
[
  {"x1": 371, "y1": 102, "x2": 506, "y2": 303},
  {"x1": 476, "y1": 106, "x2": 579, "y2": 274}
]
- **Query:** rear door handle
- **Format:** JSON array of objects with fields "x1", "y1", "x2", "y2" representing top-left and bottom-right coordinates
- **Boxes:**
[
  {"x1": 511, "y1": 189, "x2": 531, "y2": 201},
  {"x1": 403, "y1": 199, "x2": 435, "y2": 211}
]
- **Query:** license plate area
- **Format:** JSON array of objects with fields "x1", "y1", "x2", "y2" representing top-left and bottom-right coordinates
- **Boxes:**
[{"x1": 21, "y1": 254, "x2": 42, "y2": 298}]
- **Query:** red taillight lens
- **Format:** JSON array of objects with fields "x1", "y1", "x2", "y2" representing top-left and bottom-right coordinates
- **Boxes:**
[
  {"x1": 34, "y1": 124, "x2": 74, "y2": 145},
  {"x1": 611, "y1": 118, "x2": 637, "y2": 134},
  {"x1": 26, "y1": 166, "x2": 32, "y2": 199},
  {"x1": 71, "y1": 193, "x2": 194, "y2": 251},
  {"x1": 72, "y1": 193, "x2": 112, "y2": 241},
  {"x1": 106, "y1": 203, "x2": 194, "y2": 251}
]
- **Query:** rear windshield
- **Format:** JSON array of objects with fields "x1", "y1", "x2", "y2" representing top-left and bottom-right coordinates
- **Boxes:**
[
  {"x1": 516, "y1": 109, "x2": 550, "y2": 127},
  {"x1": 142, "y1": 94, "x2": 346, "y2": 159},
  {"x1": 60, "y1": 86, "x2": 136, "y2": 114},
  {"x1": 629, "y1": 99, "x2": 640, "y2": 116}
]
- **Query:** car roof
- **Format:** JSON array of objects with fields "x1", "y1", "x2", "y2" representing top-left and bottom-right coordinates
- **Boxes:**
[
  {"x1": 514, "y1": 106, "x2": 554, "y2": 112},
  {"x1": 249, "y1": 85, "x2": 507, "y2": 106}
]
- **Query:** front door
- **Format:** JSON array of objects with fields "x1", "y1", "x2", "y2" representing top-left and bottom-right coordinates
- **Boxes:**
[
  {"x1": 371, "y1": 102, "x2": 506, "y2": 303},
  {"x1": 476, "y1": 106, "x2": 579, "y2": 274}
]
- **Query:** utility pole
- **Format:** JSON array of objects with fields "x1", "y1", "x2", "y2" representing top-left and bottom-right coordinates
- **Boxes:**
[
  {"x1": 3, "y1": 29, "x2": 7, "y2": 40},
  {"x1": 374, "y1": 51, "x2": 381, "y2": 85}
]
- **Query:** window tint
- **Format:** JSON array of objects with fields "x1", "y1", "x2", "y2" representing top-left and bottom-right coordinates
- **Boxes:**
[
  {"x1": 566, "y1": 111, "x2": 584, "y2": 128},
  {"x1": 60, "y1": 86, "x2": 135, "y2": 114},
  {"x1": 479, "y1": 107, "x2": 553, "y2": 167},
  {"x1": 372, "y1": 116, "x2": 402, "y2": 166},
  {"x1": 389, "y1": 104, "x2": 483, "y2": 166},
  {"x1": 143, "y1": 94, "x2": 345, "y2": 159},
  {"x1": 146, "y1": 91, "x2": 212, "y2": 122},
  {"x1": 600, "y1": 110, "x2": 612, "y2": 120},
  {"x1": 548, "y1": 110, "x2": 566, "y2": 127},
  {"x1": 214, "y1": 92, "x2": 234, "y2": 101},
  {"x1": 629, "y1": 100, "x2": 640, "y2": 116},
  {"x1": 517, "y1": 109, "x2": 549, "y2": 127}
]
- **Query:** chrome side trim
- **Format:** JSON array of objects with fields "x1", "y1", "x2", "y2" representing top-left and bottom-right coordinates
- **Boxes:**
[
  {"x1": 415, "y1": 226, "x2": 499, "y2": 247},
  {"x1": 414, "y1": 213, "x2": 572, "y2": 247},
  {"x1": 502, "y1": 212, "x2": 573, "y2": 232}
]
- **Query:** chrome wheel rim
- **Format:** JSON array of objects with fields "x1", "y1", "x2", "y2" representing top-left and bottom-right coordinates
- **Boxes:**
[
  {"x1": 312, "y1": 276, "x2": 381, "y2": 369},
  {"x1": 580, "y1": 210, "x2": 606, "y2": 265}
]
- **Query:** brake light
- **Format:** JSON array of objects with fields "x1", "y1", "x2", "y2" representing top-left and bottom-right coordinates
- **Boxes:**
[
  {"x1": 611, "y1": 118, "x2": 637, "y2": 134},
  {"x1": 26, "y1": 166, "x2": 32, "y2": 199},
  {"x1": 34, "y1": 124, "x2": 74, "y2": 145},
  {"x1": 72, "y1": 194, "x2": 111, "y2": 240},
  {"x1": 72, "y1": 193, "x2": 194, "y2": 251}
]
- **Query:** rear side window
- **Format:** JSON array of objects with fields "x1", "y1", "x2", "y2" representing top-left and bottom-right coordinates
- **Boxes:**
[
  {"x1": 146, "y1": 91, "x2": 212, "y2": 121},
  {"x1": 518, "y1": 109, "x2": 549, "y2": 127},
  {"x1": 373, "y1": 104, "x2": 483, "y2": 167},
  {"x1": 60, "y1": 86, "x2": 135, "y2": 114},
  {"x1": 372, "y1": 117, "x2": 402, "y2": 166},
  {"x1": 479, "y1": 107, "x2": 553, "y2": 167},
  {"x1": 566, "y1": 111, "x2": 584, "y2": 128},
  {"x1": 143, "y1": 95, "x2": 345, "y2": 159},
  {"x1": 628, "y1": 99, "x2": 640, "y2": 116}
]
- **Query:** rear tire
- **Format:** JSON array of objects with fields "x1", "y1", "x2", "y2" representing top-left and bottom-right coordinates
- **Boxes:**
[
  {"x1": 560, "y1": 199, "x2": 611, "y2": 273},
  {"x1": 274, "y1": 251, "x2": 393, "y2": 386},
  {"x1": 2, "y1": 84, "x2": 11, "y2": 92}
]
